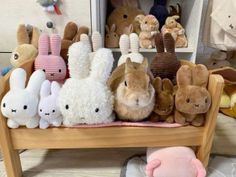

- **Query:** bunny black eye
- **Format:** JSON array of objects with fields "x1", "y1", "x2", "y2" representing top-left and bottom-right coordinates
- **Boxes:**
[
  {"x1": 23, "y1": 105, "x2": 28, "y2": 110},
  {"x1": 58, "y1": 69, "x2": 61, "y2": 73},
  {"x1": 2, "y1": 103, "x2": 6, "y2": 108},
  {"x1": 123, "y1": 14, "x2": 128, "y2": 19},
  {"x1": 40, "y1": 109, "x2": 42, "y2": 112},
  {"x1": 213, "y1": 62, "x2": 217, "y2": 65},
  {"x1": 52, "y1": 110, "x2": 55, "y2": 113},
  {"x1": 145, "y1": 21, "x2": 147, "y2": 24},
  {"x1": 228, "y1": 15, "x2": 231, "y2": 18},
  {"x1": 186, "y1": 98, "x2": 190, "y2": 103},
  {"x1": 205, "y1": 98, "x2": 208, "y2": 103},
  {"x1": 14, "y1": 53, "x2": 19, "y2": 60},
  {"x1": 42, "y1": 69, "x2": 46, "y2": 72},
  {"x1": 95, "y1": 108, "x2": 99, "y2": 113},
  {"x1": 65, "y1": 105, "x2": 69, "y2": 110},
  {"x1": 124, "y1": 81, "x2": 127, "y2": 87}
]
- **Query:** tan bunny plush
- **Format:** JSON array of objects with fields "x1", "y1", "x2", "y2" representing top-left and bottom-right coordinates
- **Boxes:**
[
  {"x1": 175, "y1": 64, "x2": 211, "y2": 127},
  {"x1": 135, "y1": 14, "x2": 159, "y2": 49},
  {"x1": 105, "y1": 24, "x2": 119, "y2": 48},
  {"x1": 161, "y1": 15, "x2": 187, "y2": 48}
]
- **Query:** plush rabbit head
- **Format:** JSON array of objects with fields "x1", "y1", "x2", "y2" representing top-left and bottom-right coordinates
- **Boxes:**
[
  {"x1": 59, "y1": 42, "x2": 114, "y2": 126},
  {"x1": 151, "y1": 33, "x2": 180, "y2": 83},
  {"x1": 35, "y1": 33, "x2": 67, "y2": 82},
  {"x1": 11, "y1": 24, "x2": 40, "y2": 67},
  {"x1": 1, "y1": 68, "x2": 45, "y2": 127},
  {"x1": 175, "y1": 64, "x2": 211, "y2": 115},
  {"x1": 169, "y1": 4, "x2": 181, "y2": 23},
  {"x1": 135, "y1": 14, "x2": 159, "y2": 32},
  {"x1": 153, "y1": 77, "x2": 174, "y2": 116},
  {"x1": 105, "y1": 24, "x2": 119, "y2": 48},
  {"x1": 38, "y1": 80, "x2": 61, "y2": 120},
  {"x1": 165, "y1": 15, "x2": 180, "y2": 28}
]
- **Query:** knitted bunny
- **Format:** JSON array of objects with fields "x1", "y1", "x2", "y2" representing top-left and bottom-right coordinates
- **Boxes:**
[
  {"x1": 35, "y1": 33, "x2": 67, "y2": 82},
  {"x1": 1, "y1": 68, "x2": 46, "y2": 128},
  {"x1": 59, "y1": 42, "x2": 115, "y2": 126},
  {"x1": 105, "y1": 24, "x2": 119, "y2": 48},
  {"x1": 38, "y1": 80, "x2": 62, "y2": 129},
  {"x1": 118, "y1": 33, "x2": 144, "y2": 66}
]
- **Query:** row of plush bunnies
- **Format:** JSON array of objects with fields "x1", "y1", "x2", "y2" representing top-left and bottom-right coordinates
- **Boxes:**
[{"x1": 0, "y1": 23, "x2": 212, "y2": 129}]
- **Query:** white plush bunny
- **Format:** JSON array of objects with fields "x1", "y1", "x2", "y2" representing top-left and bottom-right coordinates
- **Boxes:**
[
  {"x1": 59, "y1": 42, "x2": 115, "y2": 126},
  {"x1": 38, "y1": 80, "x2": 62, "y2": 129},
  {"x1": 1, "y1": 68, "x2": 46, "y2": 128},
  {"x1": 118, "y1": 33, "x2": 144, "y2": 66}
]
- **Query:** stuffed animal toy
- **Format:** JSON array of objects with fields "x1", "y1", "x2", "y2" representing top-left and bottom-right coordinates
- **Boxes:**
[
  {"x1": 107, "y1": 0, "x2": 144, "y2": 36},
  {"x1": 150, "y1": 33, "x2": 180, "y2": 84},
  {"x1": 108, "y1": 58, "x2": 155, "y2": 122},
  {"x1": 146, "y1": 147, "x2": 206, "y2": 177},
  {"x1": 61, "y1": 22, "x2": 89, "y2": 63},
  {"x1": 150, "y1": 77, "x2": 174, "y2": 123},
  {"x1": 175, "y1": 64, "x2": 211, "y2": 127},
  {"x1": 35, "y1": 33, "x2": 67, "y2": 82},
  {"x1": 118, "y1": 33, "x2": 144, "y2": 66},
  {"x1": 168, "y1": 3, "x2": 181, "y2": 23},
  {"x1": 135, "y1": 14, "x2": 159, "y2": 49},
  {"x1": 105, "y1": 24, "x2": 119, "y2": 48},
  {"x1": 59, "y1": 42, "x2": 115, "y2": 126},
  {"x1": 161, "y1": 15, "x2": 188, "y2": 48},
  {"x1": 38, "y1": 80, "x2": 62, "y2": 129},
  {"x1": 37, "y1": 0, "x2": 61, "y2": 15},
  {"x1": 1, "y1": 68, "x2": 46, "y2": 128},
  {"x1": 149, "y1": 0, "x2": 169, "y2": 29}
]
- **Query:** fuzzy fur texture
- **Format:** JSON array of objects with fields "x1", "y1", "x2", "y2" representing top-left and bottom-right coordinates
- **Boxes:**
[
  {"x1": 59, "y1": 42, "x2": 115, "y2": 126},
  {"x1": 1, "y1": 68, "x2": 46, "y2": 128}
]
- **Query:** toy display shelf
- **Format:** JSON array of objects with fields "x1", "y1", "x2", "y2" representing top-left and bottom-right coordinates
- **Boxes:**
[
  {"x1": 0, "y1": 60, "x2": 224, "y2": 177},
  {"x1": 91, "y1": 0, "x2": 204, "y2": 63}
]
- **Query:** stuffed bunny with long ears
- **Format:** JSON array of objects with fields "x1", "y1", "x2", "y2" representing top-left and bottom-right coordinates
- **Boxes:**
[
  {"x1": 1, "y1": 68, "x2": 46, "y2": 128},
  {"x1": 38, "y1": 80, "x2": 62, "y2": 129},
  {"x1": 59, "y1": 42, "x2": 115, "y2": 126}
]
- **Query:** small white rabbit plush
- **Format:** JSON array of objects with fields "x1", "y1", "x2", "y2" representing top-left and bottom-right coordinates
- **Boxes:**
[
  {"x1": 118, "y1": 33, "x2": 144, "y2": 66},
  {"x1": 38, "y1": 80, "x2": 62, "y2": 129},
  {"x1": 1, "y1": 68, "x2": 46, "y2": 128},
  {"x1": 59, "y1": 42, "x2": 115, "y2": 126}
]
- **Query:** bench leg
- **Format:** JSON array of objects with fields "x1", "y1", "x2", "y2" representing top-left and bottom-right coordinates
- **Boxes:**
[{"x1": 197, "y1": 144, "x2": 211, "y2": 167}]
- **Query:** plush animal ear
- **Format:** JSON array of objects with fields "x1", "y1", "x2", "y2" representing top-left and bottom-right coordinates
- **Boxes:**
[
  {"x1": 123, "y1": 0, "x2": 138, "y2": 8},
  {"x1": 50, "y1": 34, "x2": 61, "y2": 56},
  {"x1": 73, "y1": 26, "x2": 89, "y2": 42},
  {"x1": 153, "y1": 77, "x2": 162, "y2": 94},
  {"x1": 135, "y1": 14, "x2": 145, "y2": 23},
  {"x1": 105, "y1": 25, "x2": 110, "y2": 33},
  {"x1": 26, "y1": 70, "x2": 46, "y2": 94},
  {"x1": 163, "y1": 33, "x2": 175, "y2": 54},
  {"x1": 38, "y1": 33, "x2": 49, "y2": 55},
  {"x1": 89, "y1": 48, "x2": 114, "y2": 83},
  {"x1": 51, "y1": 81, "x2": 61, "y2": 96},
  {"x1": 63, "y1": 22, "x2": 78, "y2": 41},
  {"x1": 130, "y1": 33, "x2": 139, "y2": 53},
  {"x1": 111, "y1": 0, "x2": 124, "y2": 8},
  {"x1": 92, "y1": 31, "x2": 103, "y2": 52},
  {"x1": 110, "y1": 24, "x2": 116, "y2": 32},
  {"x1": 40, "y1": 80, "x2": 51, "y2": 98},
  {"x1": 30, "y1": 26, "x2": 40, "y2": 48},
  {"x1": 17, "y1": 24, "x2": 30, "y2": 45},
  {"x1": 162, "y1": 79, "x2": 174, "y2": 94},
  {"x1": 125, "y1": 57, "x2": 133, "y2": 73},
  {"x1": 172, "y1": 15, "x2": 180, "y2": 20},
  {"x1": 177, "y1": 65, "x2": 192, "y2": 88},
  {"x1": 140, "y1": 58, "x2": 149, "y2": 72},
  {"x1": 10, "y1": 68, "x2": 26, "y2": 90},
  {"x1": 155, "y1": 33, "x2": 164, "y2": 53},
  {"x1": 119, "y1": 34, "x2": 130, "y2": 55},
  {"x1": 123, "y1": 24, "x2": 134, "y2": 35},
  {"x1": 80, "y1": 34, "x2": 92, "y2": 52},
  {"x1": 192, "y1": 64, "x2": 209, "y2": 87}
]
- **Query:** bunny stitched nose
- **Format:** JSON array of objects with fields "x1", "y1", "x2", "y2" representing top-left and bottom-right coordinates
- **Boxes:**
[
  {"x1": 11, "y1": 109, "x2": 17, "y2": 113},
  {"x1": 45, "y1": 113, "x2": 50, "y2": 116},
  {"x1": 50, "y1": 73, "x2": 54, "y2": 76},
  {"x1": 136, "y1": 99, "x2": 139, "y2": 105},
  {"x1": 195, "y1": 104, "x2": 199, "y2": 108}
]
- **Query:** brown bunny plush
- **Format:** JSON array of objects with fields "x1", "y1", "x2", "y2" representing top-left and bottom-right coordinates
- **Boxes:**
[
  {"x1": 151, "y1": 77, "x2": 174, "y2": 123},
  {"x1": 61, "y1": 22, "x2": 89, "y2": 63},
  {"x1": 150, "y1": 33, "x2": 180, "y2": 84},
  {"x1": 175, "y1": 64, "x2": 211, "y2": 127}
]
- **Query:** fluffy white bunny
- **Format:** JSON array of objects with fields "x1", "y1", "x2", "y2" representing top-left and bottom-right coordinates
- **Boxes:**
[
  {"x1": 1, "y1": 68, "x2": 46, "y2": 128},
  {"x1": 38, "y1": 80, "x2": 62, "y2": 129},
  {"x1": 59, "y1": 42, "x2": 115, "y2": 126},
  {"x1": 118, "y1": 33, "x2": 144, "y2": 66}
]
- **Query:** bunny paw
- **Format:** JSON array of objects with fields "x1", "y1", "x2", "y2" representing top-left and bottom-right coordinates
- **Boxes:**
[
  {"x1": 192, "y1": 115, "x2": 205, "y2": 127},
  {"x1": 166, "y1": 115, "x2": 174, "y2": 123},
  {"x1": 7, "y1": 119, "x2": 19, "y2": 129},
  {"x1": 39, "y1": 119, "x2": 50, "y2": 129}
]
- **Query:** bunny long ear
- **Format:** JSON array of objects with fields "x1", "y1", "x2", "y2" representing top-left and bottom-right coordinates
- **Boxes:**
[
  {"x1": 51, "y1": 81, "x2": 61, "y2": 96},
  {"x1": 155, "y1": 33, "x2": 164, "y2": 53},
  {"x1": 119, "y1": 34, "x2": 130, "y2": 55},
  {"x1": 162, "y1": 79, "x2": 174, "y2": 94},
  {"x1": 105, "y1": 25, "x2": 110, "y2": 33},
  {"x1": 63, "y1": 22, "x2": 78, "y2": 40},
  {"x1": 40, "y1": 80, "x2": 51, "y2": 98},
  {"x1": 164, "y1": 33, "x2": 175, "y2": 54},
  {"x1": 192, "y1": 64, "x2": 209, "y2": 87},
  {"x1": 74, "y1": 26, "x2": 89, "y2": 42},
  {"x1": 130, "y1": 33, "x2": 139, "y2": 53},
  {"x1": 38, "y1": 33, "x2": 49, "y2": 55},
  {"x1": 10, "y1": 68, "x2": 26, "y2": 90},
  {"x1": 50, "y1": 34, "x2": 61, "y2": 56},
  {"x1": 140, "y1": 58, "x2": 149, "y2": 72},
  {"x1": 26, "y1": 70, "x2": 46, "y2": 94},
  {"x1": 153, "y1": 77, "x2": 162, "y2": 94},
  {"x1": 176, "y1": 65, "x2": 192, "y2": 88},
  {"x1": 89, "y1": 48, "x2": 114, "y2": 83},
  {"x1": 80, "y1": 34, "x2": 92, "y2": 53},
  {"x1": 92, "y1": 31, "x2": 102, "y2": 52},
  {"x1": 17, "y1": 24, "x2": 30, "y2": 45},
  {"x1": 68, "y1": 42, "x2": 90, "y2": 79},
  {"x1": 30, "y1": 26, "x2": 40, "y2": 48}
]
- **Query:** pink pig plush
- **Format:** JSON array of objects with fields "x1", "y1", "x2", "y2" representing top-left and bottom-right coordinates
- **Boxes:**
[
  {"x1": 35, "y1": 33, "x2": 67, "y2": 82},
  {"x1": 146, "y1": 147, "x2": 206, "y2": 177}
]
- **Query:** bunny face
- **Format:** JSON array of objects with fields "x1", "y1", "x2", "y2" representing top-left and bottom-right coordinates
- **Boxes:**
[
  {"x1": 137, "y1": 15, "x2": 159, "y2": 32},
  {"x1": 165, "y1": 16, "x2": 179, "y2": 28},
  {"x1": 35, "y1": 33, "x2": 67, "y2": 82}
]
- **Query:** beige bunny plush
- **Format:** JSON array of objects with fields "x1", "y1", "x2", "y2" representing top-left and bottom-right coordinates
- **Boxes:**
[
  {"x1": 105, "y1": 24, "x2": 119, "y2": 48},
  {"x1": 161, "y1": 15, "x2": 187, "y2": 48}
]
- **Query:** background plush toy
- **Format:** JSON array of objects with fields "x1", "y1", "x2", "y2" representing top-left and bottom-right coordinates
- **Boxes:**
[
  {"x1": 161, "y1": 15, "x2": 188, "y2": 48},
  {"x1": 135, "y1": 14, "x2": 159, "y2": 49},
  {"x1": 59, "y1": 42, "x2": 115, "y2": 126},
  {"x1": 146, "y1": 147, "x2": 206, "y2": 177},
  {"x1": 175, "y1": 64, "x2": 211, "y2": 126},
  {"x1": 35, "y1": 33, "x2": 67, "y2": 82},
  {"x1": 1, "y1": 68, "x2": 46, "y2": 128},
  {"x1": 108, "y1": 58, "x2": 155, "y2": 122},
  {"x1": 107, "y1": 0, "x2": 144, "y2": 36},
  {"x1": 118, "y1": 33, "x2": 144, "y2": 66},
  {"x1": 150, "y1": 33, "x2": 180, "y2": 84},
  {"x1": 38, "y1": 80, "x2": 62, "y2": 129},
  {"x1": 150, "y1": 77, "x2": 174, "y2": 123},
  {"x1": 149, "y1": 0, "x2": 169, "y2": 29},
  {"x1": 168, "y1": 3, "x2": 181, "y2": 23},
  {"x1": 61, "y1": 22, "x2": 89, "y2": 63},
  {"x1": 105, "y1": 24, "x2": 119, "y2": 48},
  {"x1": 37, "y1": 0, "x2": 61, "y2": 14}
]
